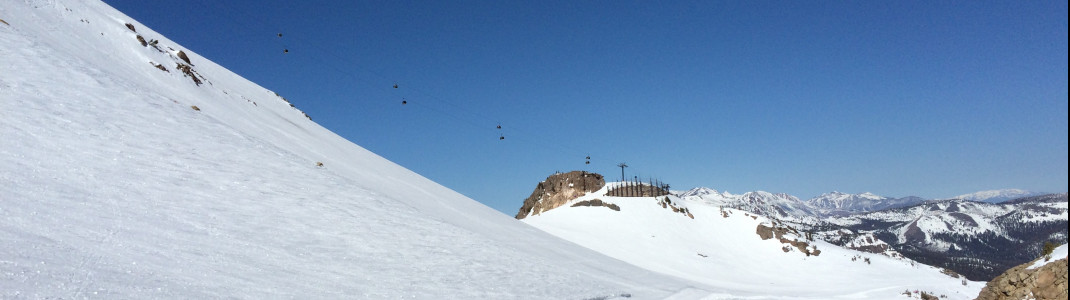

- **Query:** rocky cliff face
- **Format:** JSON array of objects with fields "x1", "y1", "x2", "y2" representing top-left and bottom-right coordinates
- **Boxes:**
[
  {"x1": 975, "y1": 257, "x2": 1067, "y2": 300},
  {"x1": 515, "y1": 171, "x2": 604, "y2": 219}
]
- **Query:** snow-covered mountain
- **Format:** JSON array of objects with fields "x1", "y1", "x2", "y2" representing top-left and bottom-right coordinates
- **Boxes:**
[
  {"x1": 0, "y1": 1, "x2": 706, "y2": 298},
  {"x1": 522, "y1": 183, "x2": 985, "y2": 299},
  {"x1": 678, "y1": 188, "x2": 927, "y2": 219},
  {"x1": 679, "y1": 188, "x2": 1049, "y2": 219},
  {"x1": 675, "y1": 187, "x2": 735, "y2": 201},
  {"x1": 676, "y1": 187, "x2": 815, "y2": 221},
  {"x1": 807, "y1": 191, "x2": 887, "y2": 209},
  {"x1": 954, "y1": 189, "x2": 1044, "y2": 203},
  {"x1": 667, "y1": 185, "x2": 1067, "y2": 282},
  {"x1": 823, "y1": 194, "x2": 1068, "y2": 280},
  {"x1": 806, "y1": 191, "x2": 927, "y2": 216}
]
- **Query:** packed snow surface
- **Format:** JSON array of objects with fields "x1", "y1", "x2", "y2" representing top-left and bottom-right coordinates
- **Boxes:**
[
  {"x1": 0, "y1": 1, "x2": 707, "y2": 298},
  {"x1": 525, "y1": 184, "x2": 985, "y2": 299}
]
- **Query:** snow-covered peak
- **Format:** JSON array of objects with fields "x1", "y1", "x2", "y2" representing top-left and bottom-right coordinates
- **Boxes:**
[
  {"x1": 808, "y1": 191, "x2": 889, "y2": 206},
  {"x1": 680, "y1": 187, "x2": 739, "y2": 197},
  {"x1": 734, "y1": 191, "x2": 815, "y2": 220},
  {"x1": 676, "y1": 188, "x2": 816, "y2": 220},
  {"x1": 740, "y1": 190, "x2": 803, "y2": 203},
  {"x1": 954, "y1": 189, "x2": 1043, "y2": 203},
  {"x1": 676, "y1": 187, "x2": 735, "y2": 204},
  {"x1": 677, "y1": 187, "x2": 720, "y2": 197},
  {"x1": 858, "y1": 192, "x2": 884, "y2": 200}
]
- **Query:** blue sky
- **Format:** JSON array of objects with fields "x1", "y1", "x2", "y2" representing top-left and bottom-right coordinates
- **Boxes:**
[{"x1": 104, "y1": 0, "x2": 1067, "y2": 214}]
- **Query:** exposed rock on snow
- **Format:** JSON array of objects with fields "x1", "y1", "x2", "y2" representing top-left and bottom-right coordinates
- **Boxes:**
[
  {"x1": 756, "y1": 221, "x2": 819, "y2": 256},
  {"x1": 975, "y1": 256, "x2": 1067, "y2": 300},
  {"x1": 973, "y1": 243, "x2": 1070, "y2": 300},
  {"x1": 571, "y1": 198, "x2": 621, "y2": 211},
  {"x1": 515, "y1": 171, "x2": 604, "y2": 219},
  {"x1": 844, "y1": 233, "x2": 900, "y2": 257}
]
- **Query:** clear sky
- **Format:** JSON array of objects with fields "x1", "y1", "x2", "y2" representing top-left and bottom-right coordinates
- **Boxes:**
[{"x1": 103, "y1": 0, "x2": 1067, "y2": 214}]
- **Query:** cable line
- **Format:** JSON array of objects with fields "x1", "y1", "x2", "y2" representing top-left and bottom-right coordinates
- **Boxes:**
[{"x1": 190, "y1": 0, "x2": 599, "y2": 168}]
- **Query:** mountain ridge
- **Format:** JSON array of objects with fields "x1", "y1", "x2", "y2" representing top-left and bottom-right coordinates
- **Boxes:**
[
  {"x1": 954, "y1": 189, "x2": 1045, "y2": 203},
  {"x1": 805, "y1": 191, "x2": 927, "y2": 216},
  {"x1": 823, "y1": 194, "x2": 1068, "y2": 280}
]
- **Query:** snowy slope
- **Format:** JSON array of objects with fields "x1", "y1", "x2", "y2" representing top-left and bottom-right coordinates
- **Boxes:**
[
  {"x1": 954, "y1": 189, "x2": 1043, "y2": 203},
  {"x1": 0, "y1": 1, "x2": 707, "y2": 298},
  {"x1": 525, "y1": 184, "x2": 985, "y2": 299}
]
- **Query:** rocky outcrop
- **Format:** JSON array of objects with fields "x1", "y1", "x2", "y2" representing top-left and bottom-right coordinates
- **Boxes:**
[
  {"x1": 756, "y1": 221, "x2": 819, "y2": 256},
  {"x1": 756, "y1": 224, "x2": 788, "y2": 240},
  {"x1": 176, "y1": 50, "x2": 192, "y2": 65},
  {"x1": 570, "y1": 199, "x2": 620, "y2": 211},
  {"x1": 975, "y1": 257, "x2": 1067, "y2": 300},
  {"x1": 656, "y1": 196, "x2": 694, "y2": 219},
  {"x1": 515, "y1": 171, "x2": 604, "y2": 219}
]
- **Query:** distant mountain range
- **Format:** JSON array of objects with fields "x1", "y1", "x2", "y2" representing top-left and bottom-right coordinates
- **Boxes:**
[
  {"x1": 805, "y1": 191, "x2": 927, "y2": 216},
  {"x1": 677, "y1": 187, "x2": 815, "y2": 220},
  {"x1": 677, "y1": 188, "x2": 1048, "y2": 217},
  {"x1": 953, "y1": 189, "x2": 1046, "y2": 203},
  {"x1": 672, "y1": 187, "x2": 1067, "y2": 281},
  {"x1": 823, "y1": 193, "x2": 1068, "y2": 281}
]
